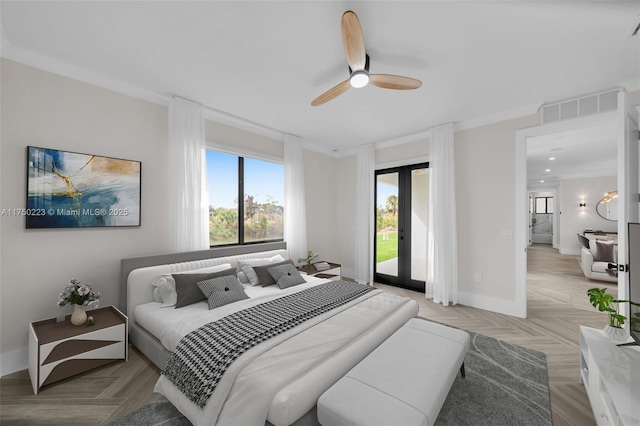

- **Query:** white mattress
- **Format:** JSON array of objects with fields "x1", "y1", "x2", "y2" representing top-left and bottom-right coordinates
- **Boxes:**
[{"x1": 134, "y1": 275, "x2": 327, "y2": 349}]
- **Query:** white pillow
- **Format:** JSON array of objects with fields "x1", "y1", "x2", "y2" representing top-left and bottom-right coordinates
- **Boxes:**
[
  {"x1": 150, "y1": 263, "x2": 233, "y2": 307},
  {"x1": 236, "y1": 255, "x2": 286, "y2": 285}
]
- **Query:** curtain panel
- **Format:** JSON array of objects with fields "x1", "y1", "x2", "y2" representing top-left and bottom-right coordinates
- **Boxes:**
[
  {"x1": 354, "y1": 144, "x2": 375, "y2": 284},
  {"x1": 284, "y1": 134, "x2": 308, "y2": 263},
  {"x1": 168, "y1": 97, "x2": 209, "y2": 252},
  {"x1": 426, "y1": 123, "x2": 458, "y2": 305}
]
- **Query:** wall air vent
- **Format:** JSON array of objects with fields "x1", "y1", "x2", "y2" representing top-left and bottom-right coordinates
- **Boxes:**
[{"x1": 539, "y1": 89, "x2": 619, "y2": 125}]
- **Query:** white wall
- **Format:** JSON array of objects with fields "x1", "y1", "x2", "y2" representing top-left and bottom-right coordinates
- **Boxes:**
[
  {"x1": 303, "y1": 150, "x2": 338, "y2": 267},
  {"x1": 455, "y1": 116, "x2": 539, "y2": 312},
  {"x1": 333, "y1": 155, "x2": 357, "y2": 278},
  {"x1": 0, "y1": 59, "x2": 171, "y2": 375},
  {"x1": 205, "y1": 120, "x2": 284, "y2": 159},
  {"x1": 558, "y1": 175, "x2": 617, "y2": 254}
]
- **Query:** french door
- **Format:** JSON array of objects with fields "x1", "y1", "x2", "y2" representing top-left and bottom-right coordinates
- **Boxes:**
[{"x1": 374, "y1": 163, "x2": 429, "y2": 292}]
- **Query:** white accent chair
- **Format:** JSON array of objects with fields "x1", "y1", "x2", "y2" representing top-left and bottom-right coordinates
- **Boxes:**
[{"x1": 580, "y1": 238, "x2": 618, "y2": 283}]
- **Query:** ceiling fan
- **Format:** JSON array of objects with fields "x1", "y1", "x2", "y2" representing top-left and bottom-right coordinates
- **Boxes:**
[{"x1": 311, "y1": 10, "x2": 422, "y2": 107}]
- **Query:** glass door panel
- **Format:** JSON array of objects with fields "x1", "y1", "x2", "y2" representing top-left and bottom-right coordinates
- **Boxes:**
[
  {"x1": 410, "y1": 168, "x2": 428, "y2": 282},
  {"x1": 376, "y1": 172, "x2": 399, "y2": 278}
]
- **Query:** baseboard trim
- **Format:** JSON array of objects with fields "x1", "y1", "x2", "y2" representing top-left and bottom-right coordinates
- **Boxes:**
[
  {"x1": 458, "y1": 291, "x2": 526, "y2": 318},
  {"x1": 1, "y1": 346, "x2": 28, "y2": 377}
]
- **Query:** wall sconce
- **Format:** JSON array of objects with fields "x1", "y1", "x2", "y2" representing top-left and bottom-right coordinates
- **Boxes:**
[{"x1": 579, "y1": 202, "x2": 586, "y2": 207}]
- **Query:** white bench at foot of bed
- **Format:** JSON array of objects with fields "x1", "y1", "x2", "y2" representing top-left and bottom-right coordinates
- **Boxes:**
[{"x1": 317, "y1": 318, "x2": 470, "y2": 426}]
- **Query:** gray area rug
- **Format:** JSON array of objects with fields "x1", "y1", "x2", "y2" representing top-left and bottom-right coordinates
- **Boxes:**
[{"x1": 111, "y1": 328, "x2": 551, "y2": 426}]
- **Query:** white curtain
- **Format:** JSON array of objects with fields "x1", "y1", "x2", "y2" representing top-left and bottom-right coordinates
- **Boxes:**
[
  {"x1": 284, "y1": 134, "x2": 308, "y2": 263},
  {"x1": 168, "y1": 96, "x2": 209, "y2": 252},
  {"x1": 426, "y1": 123, "x2": 458, "y2": 305},
  {"x1": 354, "y1": 144, "x2": 375, "y2": 284}
]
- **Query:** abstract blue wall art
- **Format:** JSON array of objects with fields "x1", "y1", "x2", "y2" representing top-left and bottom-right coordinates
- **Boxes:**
[{"x1": 26, "y1": 146, "x2": 141, "y2": 228}]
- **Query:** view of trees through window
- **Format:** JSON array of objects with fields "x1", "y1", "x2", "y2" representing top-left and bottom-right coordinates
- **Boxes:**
[
  {"x1": 207, "y1": 150, "x2": 284, "y2": 246},
  {"x1": 376, "y1": 171, "x2": 400, "y2": 265}
]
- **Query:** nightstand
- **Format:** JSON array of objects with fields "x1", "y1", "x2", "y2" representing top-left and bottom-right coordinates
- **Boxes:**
[
  {"x1": 297, "y1": 262, "x2": 341, "y2": 281},
  {"x1": 28, "y1": 305, "x2": 128, "y2": 394}
]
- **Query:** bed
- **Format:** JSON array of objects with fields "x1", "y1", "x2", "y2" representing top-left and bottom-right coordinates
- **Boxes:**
[{"x1": 121, "y1": 242, "x2": 419, "y2": 426}]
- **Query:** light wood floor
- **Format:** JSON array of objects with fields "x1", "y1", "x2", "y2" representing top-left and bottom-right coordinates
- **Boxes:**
[{"x1": 0, "y1": 244, "x2": 613, "y2": 425}]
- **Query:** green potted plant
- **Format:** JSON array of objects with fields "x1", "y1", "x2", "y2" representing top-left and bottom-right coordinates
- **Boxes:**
[
  {"x1": 299, "y1": 251, "x2": 318, "y2": 267},
  {"x1": 586, "y1": 287, "x2": 629, "y2": 342}
]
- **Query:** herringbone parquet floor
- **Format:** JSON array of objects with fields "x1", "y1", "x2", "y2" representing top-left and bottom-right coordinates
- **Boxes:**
[{"x1": 0, "y1": 244, "x2": 612, "y2": 425}]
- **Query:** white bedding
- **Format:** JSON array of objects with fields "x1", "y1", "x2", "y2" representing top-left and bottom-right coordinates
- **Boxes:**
[
  {"x1": 153, "y1": 285, "x2": 418, "y2": 426},
  {"x1": 135, "y1": 275, "x2": 328, "y2": 350}
]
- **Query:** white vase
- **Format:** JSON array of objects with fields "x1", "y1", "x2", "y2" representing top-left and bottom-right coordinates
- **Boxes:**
[
  {"x1": 70, "y1": 304, "x2": 87, "y2": 326},
  {"x1": 604, "y1": 325, "x2": 628, "y2": 343}
]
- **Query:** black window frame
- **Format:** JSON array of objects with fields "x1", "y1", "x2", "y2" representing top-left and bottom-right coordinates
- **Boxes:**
[
  {"x1": 208, "y1": 152, "x2": 284, "y2": 248},
  {"x1": 534, "y1": 197, "x2": 554, "y2": 214}
]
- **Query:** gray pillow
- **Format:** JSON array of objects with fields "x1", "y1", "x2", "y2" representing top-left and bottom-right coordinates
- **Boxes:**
[
  {"x1": 173, "y1": 268, "x2": 236, "y2": 308},
  {"x1": 594, "y1": 241, "x2": 615, "y2": 263},
  {"x1": 268, "y1": 264, "x2": 307, "y2": 289},
  {"x1": 241, "y1": 264, "x2": 261, "y2": 286},
  {"x1": 254, "y1": 259, "x2": 295, "y2": 287},
  {"x1": 196, "y1": 275, "x2": 249, "y2": 310}
]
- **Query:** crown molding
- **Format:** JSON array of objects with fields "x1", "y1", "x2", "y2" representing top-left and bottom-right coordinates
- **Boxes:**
[
  {"x1": 1, "y1": 44, "x2": 170, "y2": 107},
  {"x1": 455, "y1": 103, "x2": 541, "y2": 132},
  {"x1": 620, "y1": 76, "x2": 640, "y2": 93},
  {"x1": 202, "y1": 108, "x2": 285, "y2": 142},
  {"x1": 1, "y1": 43, "x2": 290, "y2": 143}
]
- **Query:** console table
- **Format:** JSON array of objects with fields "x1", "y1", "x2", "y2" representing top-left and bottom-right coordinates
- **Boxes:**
[{"x1": 579, "y1": 326, "x2": 640, "y2": 425}]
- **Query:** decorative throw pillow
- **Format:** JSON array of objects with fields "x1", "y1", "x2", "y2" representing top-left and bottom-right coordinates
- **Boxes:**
[
  {"x1": 173, "y1": 268, "x2": 236, "y2": 308},
  {"x1": 196, "y1": 275, "x2": 249, "y2": 310},
  {"x1": 150, "y1": 263, "x2": 233, "y2": 306},
  {"x1": 594, "y1": 241, "x2": 615, "y2": 263},
  {"x1": 254, "y1": 260, "x2": 296, "y2": 287},
  {"x1": 268, "y1": 264, "x2": 307, "y2": 289},
  {"x1": 241, "y1": 264, "x2": 261, "y2": 286},
  {"x1": 236, "y1": 255, "x2": 286, "y2": 284}
]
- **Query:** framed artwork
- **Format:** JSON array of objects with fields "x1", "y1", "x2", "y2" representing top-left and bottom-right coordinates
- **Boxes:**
[{"x1": 26, "y1": 146, "x2": 141, "y2": 228}]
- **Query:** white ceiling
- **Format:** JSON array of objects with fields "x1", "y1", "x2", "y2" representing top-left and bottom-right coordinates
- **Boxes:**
[
  {"x1": 1, "y1": 1, "x2": 639, "y2": 160},
  {"x1": 526, "y1": 121, "x2": 618, "y2": 187}
]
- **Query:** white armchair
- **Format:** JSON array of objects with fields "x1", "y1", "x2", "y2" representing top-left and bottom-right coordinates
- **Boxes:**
[{"x1": 580, "y1": 239, "x2": 617, "y2": 283}]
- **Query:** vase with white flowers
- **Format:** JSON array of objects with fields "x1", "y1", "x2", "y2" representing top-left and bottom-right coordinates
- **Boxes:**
[{"x1": 57, "y1": 279, "x2": 100, "y2": 326}]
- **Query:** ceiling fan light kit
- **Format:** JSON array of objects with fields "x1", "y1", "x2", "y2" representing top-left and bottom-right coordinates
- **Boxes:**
[
  {"x1": 350, "y1": 70, "x2": 370, "y2": 88},
  {"x1": 311, "y1": 10, "x2": 422, "y2": 106}
]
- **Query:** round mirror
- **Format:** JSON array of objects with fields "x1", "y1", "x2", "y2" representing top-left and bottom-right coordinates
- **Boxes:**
[{"x1": 596, "y1": 191, "x2": 618, "y2": 221}]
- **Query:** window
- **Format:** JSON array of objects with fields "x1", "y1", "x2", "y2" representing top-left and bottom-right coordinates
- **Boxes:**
[
  {"x1": 207, "y1": 150, "x2": 284, "y2": 247},
  {"x1": 535, "y1": 197, "x2": 553, "y2": 214}
]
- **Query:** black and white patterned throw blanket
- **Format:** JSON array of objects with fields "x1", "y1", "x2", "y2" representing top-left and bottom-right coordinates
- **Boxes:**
[{"x1": 162, "y1": 280, "x2": 373, "y2": 408}]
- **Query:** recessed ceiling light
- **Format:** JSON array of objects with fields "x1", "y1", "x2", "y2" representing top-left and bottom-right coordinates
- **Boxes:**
[
  {"x1": 545, "y1": 169, "x2": 551, "y2": 172},
  {"x1": 540, "y1": 180, "x2": 545, "y2": 183},
  {"x1": 549, "y1": 157, "x2": 555, "y2": 160}
]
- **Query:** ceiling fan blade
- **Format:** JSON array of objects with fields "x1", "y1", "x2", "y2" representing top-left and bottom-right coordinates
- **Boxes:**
[
  {"x1": 341, "y1": 11, "x2": 366, "y2": 71},
  {"x1": 370, "y1": 74, "x2": 422, "y2": 90},
  {"x1": 311, "y1": 80, "x2": 351, "y2": 106}
]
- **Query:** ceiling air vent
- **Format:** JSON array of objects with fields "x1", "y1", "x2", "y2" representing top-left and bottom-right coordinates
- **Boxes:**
[{"x1": 539, "y1": 89, "x2": 619, "y2": 124}]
